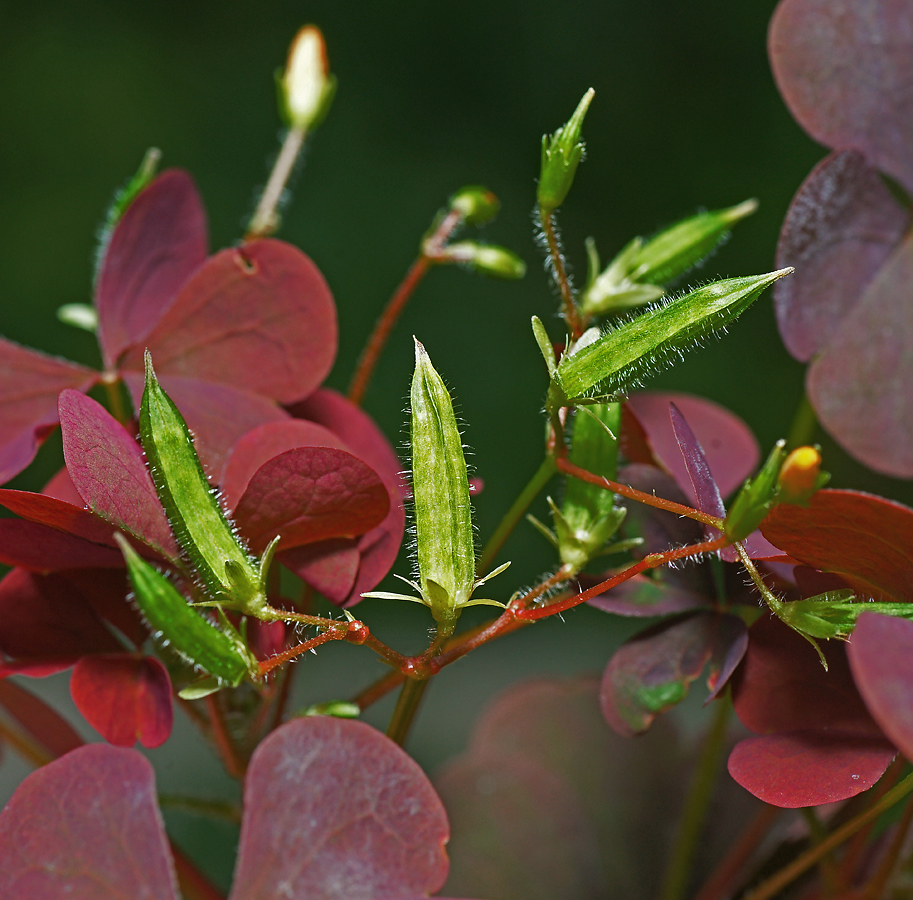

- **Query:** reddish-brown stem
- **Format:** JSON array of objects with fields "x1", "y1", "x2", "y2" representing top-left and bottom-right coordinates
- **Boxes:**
[
  {"x1": 348, "y1": 206, "x2": 464, "y2": 406},
  {"x1": 258, "y1": 629, "x2": 342, "y2": 674},
  {"x1": 863, "y1": 793, "x2": 913, "y2": 899},
  {"x1": 556, "y1": 457, "x2": 723, "y2": 527},
  {"x1": 352, "y1": 670, "x2": 405, "y2": 711},
  {"x1": 171, "y1": 840, "x2": 226, "y2": 900},
  {"x1": 692, "y1": 804, "x2": 781, "y2": 900},
  {"x1": 0, "y1": 716, "x2": 55, "y2": 769},
  {"x1": 268, "y1": 667, "x2": 295, "y2": 733},
  {"x1": 204, "y1": 695, "x2": 245, "y2": 779},
  {"x1": 539, "y1": 209, "x2": 582, "y2": 338},
  {"x1": 361, "y1": 631, "x2": 412, "y2": 671}
]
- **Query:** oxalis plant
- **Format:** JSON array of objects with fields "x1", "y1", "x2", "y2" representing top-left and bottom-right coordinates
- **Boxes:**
[{"x1": 2, "y1": 1, "x2": 913, "y2": 898}]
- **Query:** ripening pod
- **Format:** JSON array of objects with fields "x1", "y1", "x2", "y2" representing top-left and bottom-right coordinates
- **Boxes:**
[
  {"x1": 538, "y1": 88, "x2": 594, "y2": 213},
  {"x1": 279, "y1": 25, "x2": 337, "y2": 130}
]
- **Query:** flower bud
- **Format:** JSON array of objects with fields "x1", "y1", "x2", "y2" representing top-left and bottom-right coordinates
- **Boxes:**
[
  {"x1": 778, "y1": 445, "x2": 828, "y2": 505},
  {"x1": 443, "y1": 241, "x2": 527, "y2": 280},
  {"x1": 449, "y1": 186, "x2": 500, "y2": 226},
  {"x1": 281, "y1": 26, "x2": 336, "y2": 130},
  {"x1": 538, "y1": 88, "x2": 594, "y2": 213}
]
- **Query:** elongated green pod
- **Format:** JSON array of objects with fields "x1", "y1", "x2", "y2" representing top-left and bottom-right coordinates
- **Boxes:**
[
  {"x1": 116, "y1": 534, "x2": 256, "y2": 687},
  {"x1": 139, "y1": 352, "x2": 268, "y2": 617},
  {"x1": 556, "y1": 269, "x2": 792, "y2": 402}
]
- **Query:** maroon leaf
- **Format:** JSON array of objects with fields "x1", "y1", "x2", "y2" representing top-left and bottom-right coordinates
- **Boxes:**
[
  {"x1": 0, "y1": 489, "x2": 119, "y2": 547},
  {"x1": 0, "y1": 659, "x2": 78, "y2": 678},
  {"x1": 0, "y1": 744, "x2": 180, "y2": 899},
  {"x1": 0, "y1": 520, "x2": 124, "y2": 570},
  {"x1": 121, "y1": 238, "x2": 337, "y2": 405},
  {"x1": 221, "y1": 419, "x2": 348, "y2": 513},
  {"x1": 848, "y1": 613, "x2": 913, "y2": 762},
  {"x1": 806, "y1": 231, "x2": 913, "y2": 477},
  {"x1": 58, "y1": 390, "x2": 179, "y2": 558},
  {"x1": 600, "y1": 612, "x2": 745, "y2": 736},
  {"x1": 234, "y1": 447, "x2": 389, "y2": 554},
  {"x1": 626, "y1": 392, "x2": 759, "y2": 500},
  {"x1": 761, "y1": 489, "x2": 913, "y2": 603},
  {"x1": 0, "y1": 679, "x2": 84, "y2": 759},
  {"x1": 0, "y1": 338, "x2": 98, "y2": 484},
  {"x1": 280, "y1": 539, "x2": 362, "y2": 602},
  {"x1": 728, "y1": 731, "x2": 895, "y2": 808},
  {"x1": 65, "y1": 568, "x2": 145, "y2": 649},
  {"x1": 588, "y1": 574, "x2": 708, "y2": 617},
  {"x1": 95, "y1": 168, "x2": 208, "y2": 366},
  {"x1": 229, "y1": 717, "x2": 450, "y2": 900},
  {"x1": 731, "y1": 614, "x2": 881, "y2": 736},
  {"x1": 0, "y1": 568, "x2": 123, "y2": 659},
  {"x1": 70, "y1": 654, "x2": 173, "y2": 748},
  {"x1": 769, "y1": 0, "x2": 913, "y2": 193},
  {"x1": 774, "y1": 150, "x2": 910, "y2": 362}
]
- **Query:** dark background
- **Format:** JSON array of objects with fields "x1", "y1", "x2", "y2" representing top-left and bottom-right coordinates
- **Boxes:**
[{"x1": 2, "y1": 0, "x2": 911, "y2": 888}]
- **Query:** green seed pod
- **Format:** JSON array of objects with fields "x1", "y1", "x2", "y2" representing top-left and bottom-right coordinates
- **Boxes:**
[
  {"x1": 538, "y1": 88, "x2": 594, "y2": 213},
  {"x1": 116, "y1": 534, "x2": 257, "y2": 688},
  {"x1": 139, "y1": 352, "x2": 269, "y2": 618},
  {"x1": 556, "y1": 269, "x2": 793, "y2": 402}
]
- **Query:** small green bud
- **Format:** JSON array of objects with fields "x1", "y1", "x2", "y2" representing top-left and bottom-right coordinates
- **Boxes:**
[
  {"x1": 139, "y1": 353, "x2": 272, "y2": 618},
  {"x1": 280, "y1": 26, "x2": 336, "y2": 130},
  {"x1": 581, "y1": 200, "x2": 758, "y2": 317},
  {"x1": 555, "y1": 269, "x2": 793, "y2": 402},
  {"x1": 442, "y1": 241, "x2": 527, "y2": 280},
  {"x1": 449, "y1": 186, "x2": 500, "y2": 226},
  {"x1": 724, "y1": 441, "x2": 787, "y2": 541},
  {"x1": 538, "y1": 88, "x2": 595, "y2": 213}
]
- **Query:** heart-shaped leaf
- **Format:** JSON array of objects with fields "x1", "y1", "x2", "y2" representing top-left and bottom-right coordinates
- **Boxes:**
[
  {"x1": 95, "y1": 168, "x2": 208, "y2": 366},
  {"x1": 70, "y1": 654, "x2": 173, "y2": 748},
  {"x1": 229, "y1": 717, "x2": 450, "y2": 900},
  {"x1": 0, "y1": 744, "x2": 180, "y2": 900},
  {"x1": 122, "y1": 238, "x2": 337, "y2": 405}
]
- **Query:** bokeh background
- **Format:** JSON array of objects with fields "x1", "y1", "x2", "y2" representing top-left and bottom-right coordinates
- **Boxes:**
[{"x1": 3, "y1": 0, "x2": 911, "y2": 890}]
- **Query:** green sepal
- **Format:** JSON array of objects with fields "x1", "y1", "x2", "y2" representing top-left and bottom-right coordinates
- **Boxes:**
[
  {"x1": 538, "y1": 88, "x2": 594, "y2": 213},
  {"x1": 449, "y1": 186, "x2": 500, "y2": 226},
  {"x1": 139, "y1": 352, "x2": 269, "y2": 618},
  {"x1": 116, "y1": 534, "x2": 257, "y2": 687},
  {"x1": 178, "y1": 676, "x2": 227, "y2": 700},
  {"x1": 531, "y1": 316, "x2": 558, "y2": 376},
  {"x1": 556, "y1": 269, "x2": 792, "y2": 401},
  {"x1": 724, "y1": 440, "x2": 787, "y2": 541},
  {"x1": 774, "y1": 590, "x2": 913, "y2": 641}
]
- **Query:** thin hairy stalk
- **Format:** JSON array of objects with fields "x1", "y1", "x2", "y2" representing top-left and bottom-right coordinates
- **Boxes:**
[
  {"x1": 539, "y1": 208, "x2": 582, "y2": 337},
  {"x1": 555, "y1": 457, "x2": 723, "y2": 527},
  {"x1": 257, "y1": 629, "x2": 342, "y2": 675},
  {"x1": 204, "y1": 694, "x2": 245, "y2": 779},
  {"x1": 692, "y1": 804, "x2": 780, "y2": 900},
  {"x1": 477, "y1": 457, "x2": 557, "y2": 573},
  {"x1": 171, "y1": 839, "x2": 226, "y2": 900},
  {"x1": 386, "y1": 677, "x2": 430, "y2": 747},
  {"x1": 348, "y1": 206, "x2": 463, "y2": 405},
  {"x1": 660, "y1": 696, "x2": 733, "y2": 900},
  {"x1": 743, "y1": 773, "x2": 913, "y2": 900},
  {"x1": 246, "y1": 126, "x2": 307, "y2": 239},
  {"x1": 0, "y1": 716, "x2": 55, "y2": 769}
]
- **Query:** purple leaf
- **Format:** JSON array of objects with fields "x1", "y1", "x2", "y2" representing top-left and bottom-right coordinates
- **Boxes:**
[
  {"x1": 280, "y1": 539, "x2": 362, "y2": 602},
  {"x1": 848, "y1": 613, "x2": 913, "y2": 762},
  {"x1": 95, "y1": 168, "x2": 208, "y2": 367},
  {"x1": 122, "y1": 371, "x2": 291, "y2": 476},
  {"x1": 806, "y1": 231, "x2": 913, "y2": 477},
  {"x1": 600, "y1": 612, "x2": 746, "y2": 736},
  {"x1": 588, "y1": 574, "x2": 708, "y2": 617},
  {"x1": 774, "y1": 150, "x2": 910, "y2": 361},
  {"x1": 229, "y1": 717, "x2": 450, "y2": 900},
  {"x1": 625, "y1": 392, "x2": 759, "y2": 499},
  {"x1": 728, "y1": 731, "x2": 895, "y2": 808},
  {"x1": 0, "y1": 338, "x2": 98, "y2": 484},
  {"x1": 0, "y1": 679, "x2": 84, "y2": 759},
  {"x1": 0, "y1": 744, "x2": 180, "y2": 900},
  {"x1": 70, "y1": 654, "x2": 173, "y2": 748},
  {"x1": 58, "y1": 390, "x2": 178, "y2": 558},
  {"x1": 769, "y1": 0, "x2": 913, "y2": 193},
  {"x1": 0, "y1": 568, "x2": 123, "y2": 659},
  {"x1": 234, "y1": 447, "x2": 389, "y2": 554},
  {"x1": 121, "y1": 238, "x2": 337, "y2": 405}
]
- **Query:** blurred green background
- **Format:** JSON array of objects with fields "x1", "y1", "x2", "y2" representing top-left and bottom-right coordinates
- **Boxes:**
[{"x1": 3, "y1": 0, "x2": 911, "y2": 889}]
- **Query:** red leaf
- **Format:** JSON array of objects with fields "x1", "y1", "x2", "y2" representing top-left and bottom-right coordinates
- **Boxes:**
[
  {"x1": 70, "y1": 655, "x2": 173, "y2": 748},
  {"x1": 0, "y1": 568, "x2": 123, "y2": 659},
  {"x1": 229, "y1": 717, "x2": 450, "y2": 900},
  {"x1": 728, "y1": 731, "x2": 895, "y2": 808},
  {"x1": 58, "y1": 390, "x2": 178, "y2": 558},
  {"x1": 0, "y1": 489, "x2": 117, "y2": 546},
  {"x1": 774, "y1": 150, "x2": 909, "y2": 362},
  {"x1": 0, "y1": 744, "x2": 180, "y2": 899},
  {"x1": 0, "y1": 338, "x2": 98, "y2": 484},
  {"x1": 0, "y1": 520, "x2": 123, "y2": 570},
  {"x1": 626, "y1": 392, "x2": 759, "y2": 500},
  {"x1": 761, "y1": 489, "x2": 913, "y2": 603},
  {"x1": 122, "y1": 238, "x2": 337, "y2": 404},
  {"x1": 807, "y1": 232, "x2": 913, "y2": 477},
  {"x1": 279, "y1": 538, "x2": 361, "y2": 602},
  {"x1": 234, "y1": 447, "x2": 389, "y2": 554},
  {"x1": 769, "y1": 0, "x2": 913, "y2": 193},
  {"x1": 95, "y1": 169, "x2": 208, "y2": 367},
  {"x1": 41, "y1": 466, "x2": 85, "y2": 505},
  {"x1": 848, "y1": 613, "x2": 913, "y2": 763},
  {"x1": 0, "y1": 679, "x2": 83, "y2": 759}
]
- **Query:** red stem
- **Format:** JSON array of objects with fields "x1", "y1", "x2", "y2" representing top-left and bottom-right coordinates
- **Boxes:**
[{"x1": 204, "y1": 695, "x2": 245, "y2": 779}]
